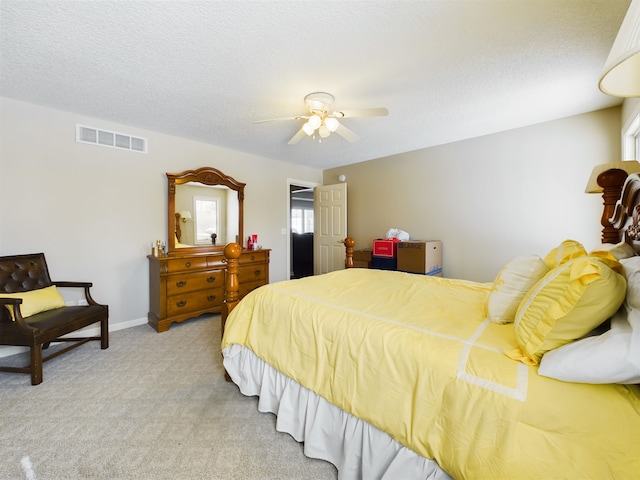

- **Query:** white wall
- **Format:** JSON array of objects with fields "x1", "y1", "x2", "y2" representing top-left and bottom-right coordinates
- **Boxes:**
[
  {"x1": 324, "y1": 107, "x2": 621, "y2": 282},
  {"x1": 0, "y1": 98, "x2": 322, "y2": 334}
]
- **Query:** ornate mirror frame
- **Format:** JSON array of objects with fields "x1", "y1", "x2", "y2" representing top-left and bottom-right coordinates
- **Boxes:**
[{"x1": 167, "y1": 167, "x2": 245, "y2": 255}]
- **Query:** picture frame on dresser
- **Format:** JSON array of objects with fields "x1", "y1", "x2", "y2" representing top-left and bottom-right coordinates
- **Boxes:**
[{"x1": 147, "y1": 167, "x2": 269, "y2": 332}]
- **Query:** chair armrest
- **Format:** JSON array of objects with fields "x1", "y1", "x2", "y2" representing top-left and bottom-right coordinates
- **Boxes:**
[
  {"x1": 0, "y1": 299, "x2": 37, "y2": 334},
  {"x1": 53, "y1": 281, "x2": 92, "y2": 288},
  {"x1": 51, "y1": 281, "x2": 104, "y2": 307},
  {"x1": 0, "y1": 297, "x2": 22, "y2": 306}
]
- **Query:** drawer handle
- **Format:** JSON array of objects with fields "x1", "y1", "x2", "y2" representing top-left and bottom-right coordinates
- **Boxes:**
[
  {"x1": 207, "y1": 276, "x2": 216, "y2": 283},
  {"x1": 254, "y1": 269, "x2": 261, "y2": 276},
  {"x1": 185, "y1": 262, "x2": 192, "y2": 268},
  {"x1": 207, "y1": 294, "x2": 217, "y2": 301},
  {"x1": 250, "y1": 255, "x2": 255, "y2": 260},
  {"x1": 176, "y1": 300, "x2": 187, "y2": 308},
  {"x1": 176, "y1": 280, "x2": 187, "y2": 288}
]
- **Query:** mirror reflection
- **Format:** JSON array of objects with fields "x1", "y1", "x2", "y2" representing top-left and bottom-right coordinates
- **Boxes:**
[
  {"x1": 167, "y1": 167, "x2": 244, "y2": 255},
  {"x1": 174, "y1": 184, "x2": 239, "y2": 247}
]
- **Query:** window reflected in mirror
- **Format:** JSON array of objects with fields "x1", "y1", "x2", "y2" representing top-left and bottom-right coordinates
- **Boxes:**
[
  {"x1": 175, "y1": 184, "x2": 237, "y2": 246},
  {"x1": 194, "y1": 197, "x2": 218, "y2": 245}
]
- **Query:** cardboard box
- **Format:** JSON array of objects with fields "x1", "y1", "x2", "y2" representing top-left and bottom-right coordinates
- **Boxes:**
[
  {"x1": 372, "y1": 239, "x2": 400, "y2": 258},
  {"x1": 352, "y1": 249, "x2": 372, "y2": 269},
  {"x1": 372, "y1": 255, "x2": 397, "y2": 271},
  {"x1": 397, "y1": 241, "x2": 442, "y2": 276}
]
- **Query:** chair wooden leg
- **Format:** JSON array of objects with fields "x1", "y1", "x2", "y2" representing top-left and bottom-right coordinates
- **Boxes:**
[
  {"x1": 101, "y1": 318, "x2": 109, "y2": 349},
  {"x1": 30, "y1": 345, "x2": 43, "y2": 385}
]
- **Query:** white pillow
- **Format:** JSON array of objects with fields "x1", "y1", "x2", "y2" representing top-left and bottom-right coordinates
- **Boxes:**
[
  {"x1": 538, "y1": 307, "x2": 640, "y2": 384},
  {"x1": 620, "y1": 256, "x2": 640, "y2": 310},
  {"x1": 591, "y1": 241, "x2": 636, "y2": 261},
  {"x1": 487, "y1": 255, "x2": 549, "y2": 324}
]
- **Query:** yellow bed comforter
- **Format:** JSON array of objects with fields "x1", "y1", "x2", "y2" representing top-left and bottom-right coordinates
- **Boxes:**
[{"x1": 221, "y1": 268, "x2": 640, "y2": 479}]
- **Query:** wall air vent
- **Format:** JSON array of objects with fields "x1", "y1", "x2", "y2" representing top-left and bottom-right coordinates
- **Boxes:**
[{"x1": 76, "y1": 125, "x2": 147, "y2": 153}]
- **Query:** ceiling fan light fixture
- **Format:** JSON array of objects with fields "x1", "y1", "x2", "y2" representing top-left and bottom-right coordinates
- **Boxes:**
[
  {"x1": 324, "y1": 117, "x2": 339, "y2": 132},
  {"x1": 308, "y1": 114, "x2": 322, "y2": 130},
  {"x1": 318, "y1": 125, "x2": 331, "y2": 138},
  {"x1": 259, "y1": 92, "x2": 388, "y2": 145},
  {"x1": 302, "y1": 121, "x2": 315, "y2": 136}
]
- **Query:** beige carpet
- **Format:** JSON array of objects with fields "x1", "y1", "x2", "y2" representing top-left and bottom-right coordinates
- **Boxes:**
[{"x1": 0, "y1": 315, "x2": 337, "y2": 479}]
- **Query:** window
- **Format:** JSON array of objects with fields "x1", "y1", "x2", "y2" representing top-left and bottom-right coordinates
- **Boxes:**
[
  {"x1": 623, "y1": 112, "x2": 640, "y2": 160},
  {"x1": 194, "y1": 197, "x2": 219, "y2": 245},
  {"x1": 291, "y1": 207, "x2": 314, "y2": 234}
]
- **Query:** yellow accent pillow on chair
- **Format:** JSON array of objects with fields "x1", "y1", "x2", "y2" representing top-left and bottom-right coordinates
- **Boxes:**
[
  {"x1": 506, "y1": 256, "x2": 626, "y2": 365},
  {"x1": 0, "y1": 285, "x2": 66, "y2": 320}
]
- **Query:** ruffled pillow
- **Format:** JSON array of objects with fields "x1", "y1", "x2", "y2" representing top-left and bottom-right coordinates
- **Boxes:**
[
  {"x1": 506, "y1": 255, "x2": 626, "y2": 365},
  {"x1": 543, "y1": 239, "x2": 587, "y2": 270}
]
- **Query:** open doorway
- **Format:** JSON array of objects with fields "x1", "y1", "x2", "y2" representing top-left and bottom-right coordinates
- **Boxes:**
[{"x1": 290, "y1": 185, "x2": 315, "y2": 279}]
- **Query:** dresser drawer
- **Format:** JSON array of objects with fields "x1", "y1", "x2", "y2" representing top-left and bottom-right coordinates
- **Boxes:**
[
  {"x1": 167, "y1": 288, "x2": 224, "y2": 316},
  {"x1": 239, "y1": 251, "x2": 268, "y2": 265},
  {"x1": 166, "y1": 270, "x2": 224, "y2": 296},
  {"x1": 238, "y1": 263, "x2": 267, "y2": 283},
  {"x1": 167, "y1": 256, "x2": 208, "y2": 273},
  {"x1": 207, "y1": 255, "x2": 227, "y2": 268}
]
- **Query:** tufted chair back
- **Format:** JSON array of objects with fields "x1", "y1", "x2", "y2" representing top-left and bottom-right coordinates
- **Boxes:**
[{"x1": 0, "y1": 253, "x2": 53, "y2": 294}]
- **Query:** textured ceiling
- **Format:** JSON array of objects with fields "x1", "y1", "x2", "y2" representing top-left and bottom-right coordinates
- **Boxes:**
[{"x1": 0, "y1": 0, "x2": 631, "y2": 170}]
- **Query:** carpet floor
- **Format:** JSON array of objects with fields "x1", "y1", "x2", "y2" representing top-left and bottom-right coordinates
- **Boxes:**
[{"x1": 0, "y1": 315, "x2": 338, "y2": 479}]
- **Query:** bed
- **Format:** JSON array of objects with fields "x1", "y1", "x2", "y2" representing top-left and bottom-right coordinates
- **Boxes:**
[{"x1": 220, "y1": 173, "x2": 640, "y2": 479}]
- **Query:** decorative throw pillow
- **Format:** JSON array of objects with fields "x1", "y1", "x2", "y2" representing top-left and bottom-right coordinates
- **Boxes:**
[
  {"x1": 538, "y1": 307, "x2": 640, "y2": 384},
  {"x1": 0, "y1": 285, "x2": 66, "y2": 320},
  {"x1": 487, "y1": 255, "x2": 549, "y2": 324},
  {"x1": 506, "y1": 256, "x2": 626, "y2": 365},
  {"x1": 543, "y1": 239, "x2": 586, "y2": 270}
]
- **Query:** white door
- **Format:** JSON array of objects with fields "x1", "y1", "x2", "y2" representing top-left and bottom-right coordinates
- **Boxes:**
[{"x1": 314, "y1": 183, "x2": 347, "y2": 275}]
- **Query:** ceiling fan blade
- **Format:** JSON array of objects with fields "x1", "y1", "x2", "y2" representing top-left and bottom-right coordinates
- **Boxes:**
[
  {"x1": 335, "y1": 123, "x2": 360, "y2": 143},
  {"x1": 288, "y1": 128, "x2": 307, "y2": 145},
  {"x1": 333, "y1": 107, "x2": 388, "y2": 118},
  {"x1": 253, "y1": 115, "x2": 308, "y2": 124}
]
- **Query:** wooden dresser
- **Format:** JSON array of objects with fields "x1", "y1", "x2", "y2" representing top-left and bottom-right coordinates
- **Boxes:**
[{"x1": 148, "y1": 249, "x2": 270, "y2": 332}]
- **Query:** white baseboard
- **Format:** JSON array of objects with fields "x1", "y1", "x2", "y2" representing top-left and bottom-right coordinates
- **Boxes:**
[{"x1": 0, "y1": 316, "x2": 148, "y2": 359}]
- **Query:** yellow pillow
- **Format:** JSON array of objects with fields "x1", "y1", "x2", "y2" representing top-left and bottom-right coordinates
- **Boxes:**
[
  {"x1": 543, "y1": 239, "x2": 586, "y2": 269},
  {"x1": 487, "y1": 255, "x2": 549, "y2": 324},
  {"x1": 0, "y1": 286, "x2": 66, "y2": 320},
  {"x1": 506, "y1": 256, "x2": 626, "y2": 365}
]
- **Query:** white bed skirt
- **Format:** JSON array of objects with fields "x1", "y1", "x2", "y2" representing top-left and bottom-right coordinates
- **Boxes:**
[{"x1": 222, "y1": 344, "x2": 452, "y2": 480}]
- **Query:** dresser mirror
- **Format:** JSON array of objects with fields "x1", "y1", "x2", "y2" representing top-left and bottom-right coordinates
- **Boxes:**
[{"x1": 167, "y1": 167, "x2": 245, "y2": 255}]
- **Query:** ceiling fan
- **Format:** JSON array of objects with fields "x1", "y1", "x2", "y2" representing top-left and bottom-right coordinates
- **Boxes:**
[{"x1": 253, "y1": 92, "x2": 388, "y2": 145}]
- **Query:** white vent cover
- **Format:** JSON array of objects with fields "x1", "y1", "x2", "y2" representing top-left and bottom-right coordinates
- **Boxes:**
[{"x1": 76, "y1": 125, "x2": 147, "y2": 153}]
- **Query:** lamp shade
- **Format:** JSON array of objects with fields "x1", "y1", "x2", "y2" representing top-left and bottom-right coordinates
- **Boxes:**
[
  {"x1": 179, "y1": 211, "x2": 192, "y2": 220},
  {"x1": 599, "y1": 0, "x2": 640, "y2": 97},
  {"x1": 585, "y1": 160, "x2": 640, "y2": 193}
]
